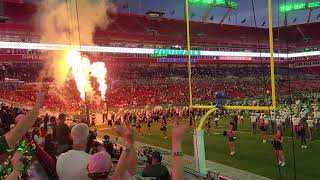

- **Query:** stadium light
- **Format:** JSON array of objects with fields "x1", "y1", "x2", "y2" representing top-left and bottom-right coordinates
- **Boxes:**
[
  {"x1": 279, "y1": 1, "x2": 320, "y2": 13},
  {"x1": 288, "y1": 50, "x2": 320, "y2": 58},
  {"x1": 189, "y1": 0, "x2": 238, "y2": 9},
  {"x1": 200, "y1": 50, "x2": 288, "y2": 58}
]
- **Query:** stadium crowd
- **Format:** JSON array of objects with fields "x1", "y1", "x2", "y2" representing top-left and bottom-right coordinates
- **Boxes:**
[
  {"x1": 0, "y1": 82, "x2": 319, "y2": 179},
  {"x1": 0, "y1": 92, "x2": 194, "y2": 180},
  {"x1": 0, "y1": 63, "x2": 319, "y2": 112},
  {"x1": 0, "y1": 60, "x2": 320, "y2": 179}
]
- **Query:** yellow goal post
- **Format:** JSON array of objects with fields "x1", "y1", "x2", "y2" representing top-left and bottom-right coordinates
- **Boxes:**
[{"x1": 185, "y1": 0, "x2": 277, "y2": 131}]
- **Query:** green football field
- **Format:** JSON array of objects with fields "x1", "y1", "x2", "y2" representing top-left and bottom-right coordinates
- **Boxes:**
[{"x1": 97, "y1": 115, "x2": 320, "y2": 180}]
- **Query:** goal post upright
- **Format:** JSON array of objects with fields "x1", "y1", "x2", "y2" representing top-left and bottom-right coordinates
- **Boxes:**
[
  {"x1": 186, "y1": 0, "x2": 277, "y2": 176},
  {"x1": 268, "y1": 0, "x2": 277, "y2": 109},
  {"x1": 185, "y1": 0, "x2": 193, "y2": 108}
]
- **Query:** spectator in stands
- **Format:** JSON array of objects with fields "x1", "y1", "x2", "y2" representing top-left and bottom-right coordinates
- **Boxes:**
[
  {"x1": 142, "y1": 151, "x2": 170, "y2": 180},
  {"x1": 86, "y1": 127, "x2": 97, "y2": 153},
  {"x1": 0, "y1": 123, "x2": 5, "y2": 136},
  {"x1": 70, "y1": 119, "x2": 78, "y2": 130},
  {"x1": 0, "y1": 106, "x2": 14, "y2": 129},
  {"x1": 47, "y1": 116, "x2": 56, "y2": 133},
  {"x1": 34, "y1": 128, "x2": 45, "y2": 146},
  {"x1": 44, "y1": 129, "x2": 56, "y2": 157},
  {"x1": 0, "y1": 92, "x2": 44, "y2": 155},
  {"x1": 87, "y1": 120, "x2": 137, "y2": 180},
  {"x1": 56, "y1": 123, "x2": 91, "y2": 180},
  {"x1": 54, "y1": 113, "x2": 70, "y2": 155},
  {"x1": 42, "y1": 113, "x2": 49, "y2": 130}
]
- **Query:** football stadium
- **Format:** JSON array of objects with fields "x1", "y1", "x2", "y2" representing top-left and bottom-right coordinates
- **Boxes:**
[{"x1": 0, "y1": 0, "x2": 319, "y2": 180}]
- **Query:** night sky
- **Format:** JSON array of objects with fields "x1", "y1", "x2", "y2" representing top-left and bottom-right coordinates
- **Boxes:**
[{"x1": 112, "y1": 0, "x2": 320, "y2": 27}]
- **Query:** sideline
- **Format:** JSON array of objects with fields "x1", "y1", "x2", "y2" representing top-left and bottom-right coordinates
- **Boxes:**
[{"x1": 97, "y1": 130, "x2": 272, "y2": 180}]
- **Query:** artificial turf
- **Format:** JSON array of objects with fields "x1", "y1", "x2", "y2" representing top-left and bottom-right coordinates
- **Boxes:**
[{"x1": 97, "y1": 115, "x2": 320, "y2": 180}]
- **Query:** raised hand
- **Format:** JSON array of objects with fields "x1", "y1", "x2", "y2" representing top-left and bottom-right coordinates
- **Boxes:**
[
  {"x1": 172, "y1": 119, "x2": 191, "y2": 145},
  {"x1": 114, "y1": 120, "x2": 134, "y2": 145},
  {"x1": 171, "y1": 119, "x2": 191, "y2": 180}
]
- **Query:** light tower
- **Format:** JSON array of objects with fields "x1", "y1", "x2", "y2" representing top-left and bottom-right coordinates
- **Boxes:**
[
  {"x1": 279, "y1": 1, "x2": 320, "y2": 25},
  {"x1": 189, "y1": 0, "x2": 238, "y2": 24}
]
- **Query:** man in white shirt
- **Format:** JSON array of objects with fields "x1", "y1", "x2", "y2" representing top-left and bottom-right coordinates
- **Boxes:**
[
  {"x1": 56, "y1": 123, "x2": 91, "y2": 180},
  {"x1": 250, "y1": 112, "x2": 257, "y2": 134}
]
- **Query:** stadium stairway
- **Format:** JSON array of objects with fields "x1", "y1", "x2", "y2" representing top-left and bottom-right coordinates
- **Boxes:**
[{"x1": 97, "y1": 131, "x2": 272, "y2": 180}]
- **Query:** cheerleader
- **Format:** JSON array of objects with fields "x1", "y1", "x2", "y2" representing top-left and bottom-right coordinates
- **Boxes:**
[
  {"x1": 160, "y1": 118, "x2": 168, "y2": 139},
  {"x1": 273, "y1": 129, "x2": 285, "y2": 166},
  {"x1": 225, "y1": 124, "x2": 236, "y2": 156},
  {"x1": 296, "y1": 121, "x2": 307, "y2": 149},
  {"x1": 258, "y1": 115, "x2": 267, "y2": 143},
  {"x1": 213, "y1": 111, "x2": 219, "y2": 128},
  {"x1": 205, "y1": 118, "x2": 211, "y2": 136}
]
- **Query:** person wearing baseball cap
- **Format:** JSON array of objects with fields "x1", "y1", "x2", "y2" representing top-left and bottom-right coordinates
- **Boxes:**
[
  {"x1": 87, "y1": 120, "x2": 137, "y2": 180},
  {"x1": 87, "y1": 151, "x2": 113, "y2": 179},
  {"x1": 87, "y1": 151, "x2": 132, "y2": 180}
]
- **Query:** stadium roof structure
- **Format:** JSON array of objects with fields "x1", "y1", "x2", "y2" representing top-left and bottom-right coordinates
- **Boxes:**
[
  {"x1": 0, "y1": 1, "x2": 320, "y2": 50},
  {"x1": 111, "y1": 0, "x2": 320, "y2": 27},
  {"x1": 1, "y1": 0, "x2": 320, "y2": 27}
]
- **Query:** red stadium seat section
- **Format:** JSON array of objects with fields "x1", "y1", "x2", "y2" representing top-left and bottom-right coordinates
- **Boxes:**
[{"x1": 1, "y1": 2, "x2": 319, "y2": 48}]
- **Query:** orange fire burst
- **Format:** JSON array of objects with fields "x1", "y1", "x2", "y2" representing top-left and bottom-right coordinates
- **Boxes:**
[
  {"x1": 90, "y1": 62, "x2": 107, "y2": 100},
  {"x1": 64, "y1": 49, "x2": 107, "y2": 101}
]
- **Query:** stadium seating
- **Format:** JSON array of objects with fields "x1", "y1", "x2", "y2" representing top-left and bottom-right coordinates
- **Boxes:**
[
  {"x1": 1, "y1": 2, "x2": 319, "y2": 50},
  {"x1": 0, "y1": 62, "x2": 319, "y2": 112}
]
